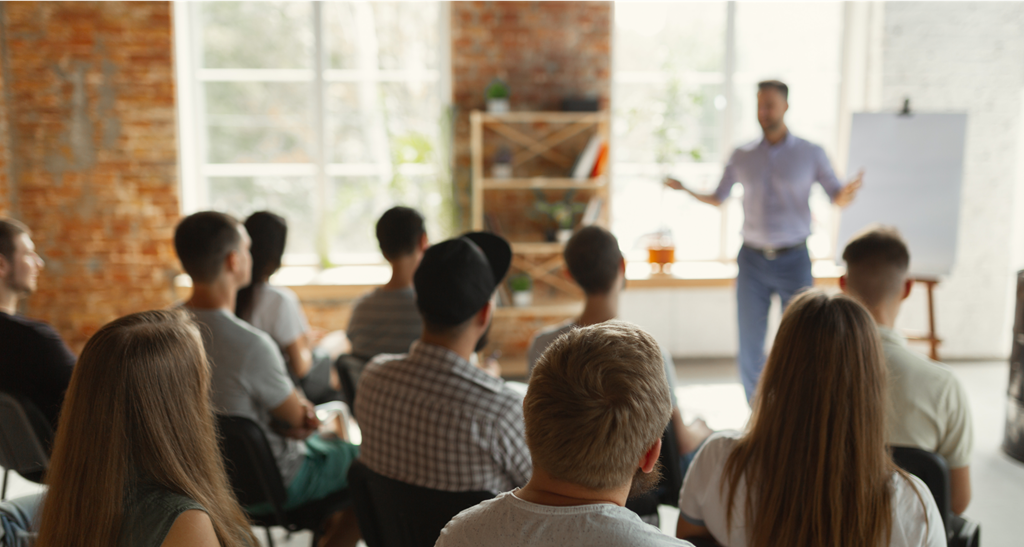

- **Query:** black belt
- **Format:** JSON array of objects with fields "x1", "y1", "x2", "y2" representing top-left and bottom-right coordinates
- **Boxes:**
[{"x1": 743, "y1": 241, "x2": 806, "y2": 260}]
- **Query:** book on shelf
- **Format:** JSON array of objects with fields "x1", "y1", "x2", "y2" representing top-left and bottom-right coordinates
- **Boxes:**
[
  {"x1": 590, "y1": 142, "x2": 609, "y2": 178},
  {"x1": 579, "y1": 196, "x2": 604, "y2": 227},
  {"x1": 572, "y1": 134, "x2": 604, "y2": 180}
]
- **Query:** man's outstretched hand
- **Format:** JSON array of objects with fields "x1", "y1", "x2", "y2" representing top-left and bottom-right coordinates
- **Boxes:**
[
  {"x1": 834, "y1": 170, "x2": 864, "y2": 208},
  {"x1": 664, "y1": 176, "x2": 686, "y2": 191}
]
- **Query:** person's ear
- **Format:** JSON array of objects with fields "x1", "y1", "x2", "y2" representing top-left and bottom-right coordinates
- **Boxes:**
[
  {"x1": 224, "y1": 249, "x2": 240, "y2": 277},
  {"x1": 419, "y1": 232, "x2": 429, "y2": 252},
  {"x1": 478, "y1": 297, "x2": 494, "y2": 328},
  {"x1": 0, "y1": 254, "x2": 9, "y2": 278},
  {"x1": 640, "y1": 438, "x2": 662, "y2": 473},
  {"x1": 902, "y1": 278, "x2": 913, "y2": 301},
  {"x1": 839, "y1": 274, "x2": 848, "y2": 293},
  {"x1": 619, "y1": 257, "x2": 626, "y2": 275}
]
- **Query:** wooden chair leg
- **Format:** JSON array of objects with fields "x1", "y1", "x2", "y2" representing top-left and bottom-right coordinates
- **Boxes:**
[{"x1": 265, "y1": 526, "x2": 275, "y2": 547}]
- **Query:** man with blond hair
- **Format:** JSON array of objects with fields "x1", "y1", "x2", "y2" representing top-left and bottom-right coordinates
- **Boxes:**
[
  {"x1": 436, "y1": 321, "x2": 693, "y2": 547},
  {"x1": 840, "y1": 225, "x2": 973, "y2": 515}
]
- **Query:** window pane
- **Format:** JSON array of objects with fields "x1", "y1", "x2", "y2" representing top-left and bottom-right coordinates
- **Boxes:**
[
  {"x1": 207, "y1": 176, "x2": 318, "y2": 257},
  {"x1": 381, "y1": 82, "x2": 441, "y2": 144},
  {"x1": 614, "y1": 2, "x2": 725, "y2": 72},
  {"x1": 325, "y1": 2, "x2": 439, "y2": 70},
  {"x1": 200, "y1": 2, "x2": 313, "y2": 69},
  {"x1": 326, "y1": 83, "x2": 373, "y2": 163},
  {"x1": 205, "y1": 81, "x2": 314, "y2": 163}
]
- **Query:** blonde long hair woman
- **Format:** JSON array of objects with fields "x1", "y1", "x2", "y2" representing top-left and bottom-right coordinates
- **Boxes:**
[
  {"x1": 676, "y1": 290, "x2": 944, "y2": 547},
  {"x1": 36, "y1": 309, "x2": 256, "y2": 547}
]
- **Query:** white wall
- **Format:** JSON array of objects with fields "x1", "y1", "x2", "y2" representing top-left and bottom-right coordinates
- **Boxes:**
[{"x1": 624, "y1": 2, "x2": 1024, "y2": 361}]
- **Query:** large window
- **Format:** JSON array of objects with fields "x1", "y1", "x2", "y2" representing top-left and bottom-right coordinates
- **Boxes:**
[
  {"x1": 177, "y1": 2, "x2": 452, "y2": 267},
  {"x1": 613, "y1": 2, "x2": 845, "y2": 262}
]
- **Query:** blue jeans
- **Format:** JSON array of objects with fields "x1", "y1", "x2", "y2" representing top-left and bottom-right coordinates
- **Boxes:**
[{"x1": 736, "y1": 243, "x2": 814, "y2": 402}]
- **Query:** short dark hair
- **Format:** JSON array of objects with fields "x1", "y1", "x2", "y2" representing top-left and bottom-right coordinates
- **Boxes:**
[
  {"x1": 564, "y1": 226, "x2": 623, "y2": 295},
  {"x1": 0, "y1": 218, "x2": 29, "y2": 263},
  {"x1": 174, "y1": 212, "x2": 242, "y2": 284},
  {"x1": 842, "y1": 225, "x2": 910, "y2": 307},
  {"x1": 376, "y1": 206, "x2": 425, "y2": 261},
  {"x1": 758, "y1": 80, "x2": 789, "y2": 101}
]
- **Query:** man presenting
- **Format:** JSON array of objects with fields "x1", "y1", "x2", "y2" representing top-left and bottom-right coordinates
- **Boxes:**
[{"x1": 666, "y1": 80, "x2": 862, "y2": 401}]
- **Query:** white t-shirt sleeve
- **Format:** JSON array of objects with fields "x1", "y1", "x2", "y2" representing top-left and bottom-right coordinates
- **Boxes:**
[
  {"x1": 257, "y1": 285, "x2": 310, "y2": 348},
  {"x1": 937, "y1": 377, "x2": 973, "y2": 469},
  {"x1": 678, "y1": 433, "x2": 733, "y2": 526},
  {"x1": 892, "y1": 473, "x2": 946, "y2": 547}
]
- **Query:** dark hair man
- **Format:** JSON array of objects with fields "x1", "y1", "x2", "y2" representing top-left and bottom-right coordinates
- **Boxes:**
[
  {"x1": 175, "y1": 211, "x2": 359, "y2": 544},
  {"x1": 840, "y1": 225, "x2": 973, "y2": 515},
  {"x1": 527, "y1": 226, "x2": 711, "y2": 478},
  {"x1": 438, "y1": 322, "x2": 693, "y2": 547},
  {"x1": 346, "y1": 206, "x2": 428, "y2": 360},
  {"x1": 665, "y1": 79, "x2": 864, "y2": 402},
  {"x1": 0, "y1": 218, "x2": 75, "y2": 439},
  {"x1": 355, "y1": 232, "x2": 532, "y2": 493}
]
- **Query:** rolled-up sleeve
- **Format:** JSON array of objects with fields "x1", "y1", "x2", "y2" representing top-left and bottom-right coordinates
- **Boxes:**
[
  {"x1": 713, "y1": 152, "x2": 740, "y2": 203},
  {"x1": 815, "y1": 146, "x2": 843, "y2": 199}
]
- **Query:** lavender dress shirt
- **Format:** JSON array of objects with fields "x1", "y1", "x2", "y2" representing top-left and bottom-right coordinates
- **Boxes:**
[{"x1": 714, "y1": 132, "x2": 844, "y2": 249}]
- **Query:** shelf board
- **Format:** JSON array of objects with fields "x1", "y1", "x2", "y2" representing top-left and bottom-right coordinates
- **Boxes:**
[
  {"x1": 494, "y1": 301, "x2": 583, "y2": 317},
  {"x1": 510, "y1": 242, "x2": 564, "y2": 254},
  {"x1": 482, "y1": 177, "x2": 607, "y2": 190},
  {"x1": 478, "y1": 111, "x2": 607, "y2": 124}
]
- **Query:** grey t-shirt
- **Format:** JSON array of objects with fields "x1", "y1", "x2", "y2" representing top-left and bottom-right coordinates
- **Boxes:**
[
  {"x1": 118, "y1": 486, "x2": 206, "y2": 547},
  {"x1": 527, "y1": 320, "x2": 679, "y2": 408},
  {"x1": 437, "y1": 490, "x2": 693, "y2": 547},
  {"x1": 347, "y1": 287, "x2": 422, "y2": 360},
  {"x1": 187, "y1": 307, "x2": 306, "y2": 484}
]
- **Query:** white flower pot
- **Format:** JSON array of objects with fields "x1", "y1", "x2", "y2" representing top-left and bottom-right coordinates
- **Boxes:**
[
  {"x1": 487, "y1": 98, "x2": 510, "y2": 113},
  {"x1": 511, "y1": 291, "x2": 533, "y2": 307}
]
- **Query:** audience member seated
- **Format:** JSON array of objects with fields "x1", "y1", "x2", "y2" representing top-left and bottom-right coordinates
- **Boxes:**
[
  {"x1": 676, "y1": 290, "x2": 944, "y2": 547},
  {"x1": 527, "y1": 226, "x2": 712, "y2": 471},
  {"x1": 437, "y1": 321, "x2": 694, "y2": 547},
  {"x1": 355, "y1": 232, "x2": 531, "y2": 492},
  {"x1": 0, "y1": 218, "x2": 74, "y2": 440},
  {"x1": 346, "y1": 206, "x2": 427, "y2": 361},
  {"x1": 175, "y1": 211, "x2": 359, "y2": 546},
  {"x1": 34, "y1": 309, "x2": 257, "y2": 547},
  {"x1": 841, "y1": 225, "x2": 974, "y2": 515},
  {"x1": 235, "y1": 211, "x2": 343, "y2": 403}
]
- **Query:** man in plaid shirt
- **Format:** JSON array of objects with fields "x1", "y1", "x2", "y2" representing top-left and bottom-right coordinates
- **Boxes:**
[{"x1": 355, "y1": 232, "x2": 532, "y2": 493}]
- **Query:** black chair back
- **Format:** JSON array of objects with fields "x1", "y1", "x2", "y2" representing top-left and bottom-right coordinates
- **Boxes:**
[
  {"x1": 0, "y1": 392, "x2": 51, "y2": 499},
  {"x1": 334, "y1": 354, "x2": 367, "y2": 413},
  {"x1": 890, "y1": 446, "x2": 952, "y2": 534},
  {"x1": 215, "y1": 414, "x2": 288, "y2": 512},
  {"x1": 347, "y1": 459, "x2": 493, "y2": 547}
]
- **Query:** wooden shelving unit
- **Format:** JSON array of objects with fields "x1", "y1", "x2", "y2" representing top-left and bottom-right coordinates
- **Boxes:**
[{"x1": 470, "y1": 110, "x2": 611, "y2": 312}]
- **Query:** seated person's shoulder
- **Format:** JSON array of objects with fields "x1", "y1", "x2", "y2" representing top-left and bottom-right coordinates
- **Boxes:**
[{"x1": 1, "y1": 313, "x2": 67, "y2": 347}]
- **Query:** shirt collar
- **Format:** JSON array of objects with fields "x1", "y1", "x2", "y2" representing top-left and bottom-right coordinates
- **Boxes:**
[
  {"x1": 877, "y1": 325, "x2": 907, "y2": 347},
  {"x1": 408, "y1": 340, "x2": 505, "y2": 391},
  {"x1": 759, "y1": 131, "x2": 793, "y2": 149}
]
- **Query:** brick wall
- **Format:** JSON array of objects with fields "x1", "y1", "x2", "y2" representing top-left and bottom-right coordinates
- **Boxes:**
[
  {"x1": 450, "y1": 1, "x2": 612, "y2": 228},
  {"x1": 0, "y1": 2, "x2": 179, "y2": 353},
  {"x1": 882, "y1": 2, "x2": 1024, "y2": 359}
]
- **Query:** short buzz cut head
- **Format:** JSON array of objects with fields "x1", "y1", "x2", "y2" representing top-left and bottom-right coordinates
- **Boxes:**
[
  {"x1": 376, "y1": 206, "x2": 426, "y2": 261},
  {"x1": 0, "y1": 218, "x2": 29, "y2": 263},
  {"x1": 525, "y1": 321, "x2": 672, "y2": 491},
  {"x1": 758, "y1": 79, "x2": 789, "y2": 101},
  {"x1": 174, "y1": 211, "x2": 242, "y2": 284},
  {"x1": 564, "y1": 226, "x2": 623, "y2": 295},
  {"x1": 842, "y1": 225, "x2": 910, "y2": 308}
]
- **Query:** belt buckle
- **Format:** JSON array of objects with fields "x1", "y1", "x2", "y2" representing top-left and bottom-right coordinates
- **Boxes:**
[{"x1": 764, "y1": 248, "x2": 777, "y2": 260}]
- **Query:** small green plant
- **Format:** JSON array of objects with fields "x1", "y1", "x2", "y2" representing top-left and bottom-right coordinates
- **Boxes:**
[
  {"x1": 531, "y1": 189, "x2": 586, "y2": 230},
  {"x1": 509, "y1": 273, "x2": 532, "y2": 292},
  {"x1": 485, "y1": 78, "x2": 509, "y2": 100}
]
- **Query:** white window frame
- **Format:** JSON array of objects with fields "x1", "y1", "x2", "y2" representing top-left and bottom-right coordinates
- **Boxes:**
[{"x1": 173, "y1": 1, "x2": 451, "y2": 267}]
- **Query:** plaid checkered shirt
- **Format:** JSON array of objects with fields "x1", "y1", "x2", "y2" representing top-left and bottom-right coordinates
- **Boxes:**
[{"x1": 354, "y1": 341, "x2": 532, "y2": 493}]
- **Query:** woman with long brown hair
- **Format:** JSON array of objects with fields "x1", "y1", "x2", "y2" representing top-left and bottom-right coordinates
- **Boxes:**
[
  {"x1": 676, "y1": 290, "x2": 944, "y2": 547},
  {"x1": 35, "y1": 309, "x2": 257, "y2": 547}
]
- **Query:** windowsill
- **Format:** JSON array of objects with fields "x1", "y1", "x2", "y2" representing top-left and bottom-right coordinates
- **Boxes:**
[{"x1": 173, "y1": 260, "x2": 843, "y2": 297}]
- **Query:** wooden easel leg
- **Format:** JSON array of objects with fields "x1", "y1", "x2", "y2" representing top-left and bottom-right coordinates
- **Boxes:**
[{"x1": 926, "y1": 280, "x2": 939, "y2": 361}]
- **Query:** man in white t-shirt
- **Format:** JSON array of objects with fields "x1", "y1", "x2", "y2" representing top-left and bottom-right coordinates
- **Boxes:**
[
  {"x1": 436, "y1": 321, "x2": 693, "y2": 547},
  {"x1": 840, "y1": 226, "x2": 973, "y2": 515}
]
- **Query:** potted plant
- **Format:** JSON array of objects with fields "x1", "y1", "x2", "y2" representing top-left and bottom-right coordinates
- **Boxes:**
[
  {"x1": 508, "y1": 273, "x2": 533, "y2": 307},
  {"x1": 485, "y1": 78, "x2": 510, "y2": 113},
  {"x1": 492, "y1": 146, "x2": 513, "y2": 179},
  {"x1": 531, "y1": 190, "x2": 586, "y2": 243}
]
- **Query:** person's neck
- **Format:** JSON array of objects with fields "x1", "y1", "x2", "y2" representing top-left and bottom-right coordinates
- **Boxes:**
[
  {"x1": 419, "y1": 330, "x2": 478, "y2": 363},
  {"x1": 763, "y1": 124, "x2": 789, "y2": 145},
  {"x1": 0, "y1": 288, "x2": 18, "y2": 315},
  {"x1": 382, "y1": 256, "x2": 417, "y2": 291},
  {"x1": 577, "y1": 290, "x2": 618, "y2": 327},
  {"x1": 186, "y1": 278, "x2": 238, "y2": 312},
  {"x1": 869, "y1": 299, "x2": 901, "y2": 330},
  {"x1": 516, "y1": 466, "x2": 628, "y2": 507}
]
